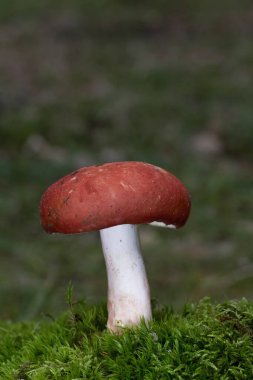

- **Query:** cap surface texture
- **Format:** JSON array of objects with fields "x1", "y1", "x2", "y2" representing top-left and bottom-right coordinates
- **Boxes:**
[{"x1": 40, "y1": 161, "x2": 191, "y2": 234}]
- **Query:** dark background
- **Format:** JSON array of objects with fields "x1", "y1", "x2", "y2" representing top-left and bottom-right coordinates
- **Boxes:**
[{"x1": 1, "y1": 0, "x2": 252, "y2": 320}]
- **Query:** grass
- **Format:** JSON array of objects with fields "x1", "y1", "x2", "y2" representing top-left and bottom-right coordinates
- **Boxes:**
[
  {"x1": 0, "y1": 0, "x2": 253, "y2": 321},
  {"x1": 0, "y1": 298, "x2": 253, "y2": 379}
]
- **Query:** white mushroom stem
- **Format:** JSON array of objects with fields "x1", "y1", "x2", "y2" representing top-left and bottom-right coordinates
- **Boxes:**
[{"x1": 100, "y1": 224, "x2": 152, "y2": 333}]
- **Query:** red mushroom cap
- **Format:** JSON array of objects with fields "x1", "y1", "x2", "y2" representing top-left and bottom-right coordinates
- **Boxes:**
[{"x1": 40, "y1": 161, "x2": 191, "y2": 234}]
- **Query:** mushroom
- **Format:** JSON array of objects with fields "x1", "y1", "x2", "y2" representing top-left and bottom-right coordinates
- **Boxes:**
[{"x1": 40, "y1": 161, "x2": 191, "y2": 333}]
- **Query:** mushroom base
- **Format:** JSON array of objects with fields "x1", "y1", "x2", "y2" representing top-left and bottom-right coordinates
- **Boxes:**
[{"x1": 100, "y1": 224, "x2": 152, "y2": 333}]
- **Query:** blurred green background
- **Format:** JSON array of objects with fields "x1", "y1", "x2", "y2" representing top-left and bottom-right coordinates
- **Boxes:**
[{"x1": 0, "y1": 0, "x2": 252, "y2": 321}]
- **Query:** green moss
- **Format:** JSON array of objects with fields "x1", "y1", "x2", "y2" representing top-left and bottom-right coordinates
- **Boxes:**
[{"x1": 0, "y1": 298, "x2": 253, "y2": 379}]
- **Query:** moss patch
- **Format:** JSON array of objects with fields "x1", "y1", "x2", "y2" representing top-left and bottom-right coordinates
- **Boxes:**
[{"x1": 0, "y1": 298, "x2": 253, "y2": 379}]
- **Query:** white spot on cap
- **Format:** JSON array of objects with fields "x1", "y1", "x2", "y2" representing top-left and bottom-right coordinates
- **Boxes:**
[{"x1": 120, "y1": 181, "x2": 135, "y2": 191}]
